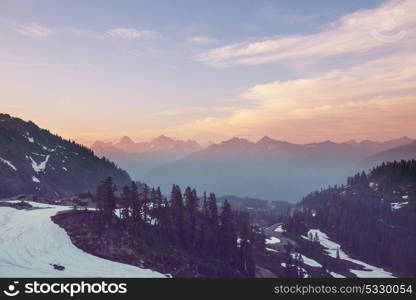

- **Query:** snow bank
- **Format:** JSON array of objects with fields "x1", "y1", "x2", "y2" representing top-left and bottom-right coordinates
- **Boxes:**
[
  {"x1": 0, "y1": 201, "x2": 166, "y2": 277},
  {"x1": 306, "y1": 229, "x2": 394, "y2": 278}
]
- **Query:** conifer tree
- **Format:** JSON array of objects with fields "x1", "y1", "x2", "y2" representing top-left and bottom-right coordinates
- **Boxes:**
[
  {"x1": 120, "y1": 184, "x2": 131, "y2": 220},
  {"x1": 208, "y1": 193, "x2": 219, "y2": 252},
  {"x1": 170, "y1": 184, "x2": 184, "y2": 243},
  {"x1": 184, "y1": 187, "x2": 199, "y2": 246},
  {"x1": 142, "y1": 184, "x2": 150, "y2": 225},
  {"x1": 198, "y1": 193, "x2": 210, "y2": 252},
  {"x1": 96, "y1": 177, "x2": 116, "y2": 222},
  {"x1": 219, "y1": 200, "x2": 236, "y2": 263}
]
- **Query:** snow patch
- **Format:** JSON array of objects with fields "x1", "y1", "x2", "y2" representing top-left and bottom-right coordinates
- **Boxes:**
[
  {"x1": 391, "y1": 202, "x2": 408, "y2": 211},
  {"x1": 266, "y1": 237, "x2": 281, "y2": 245},
  {"x1": 24, "y1": 132, "x2": 34, "y2": 143},
  {"x1": 32, "y1": 176, "x2": 40, "y2": 183},
  {"x1": 0, "y1": 157, "x2": 17, "y2": 171},
  {"x1": 266, "y1": 248, "x2": 279, "y2": 253},
  {"x1": 306, "y1": 229, "x2": 394, "y2": 278},
  {"x1": 29, "y1": 155, "x2": 50, "y2": 173},
  {"x1": 274, "y1": 224, "x2": 285, "y2": 233}
]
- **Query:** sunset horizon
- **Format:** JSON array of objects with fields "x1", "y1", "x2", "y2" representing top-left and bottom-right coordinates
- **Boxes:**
[{"x1": 2, "y1": 0, "x2": 415, "y2": 145}]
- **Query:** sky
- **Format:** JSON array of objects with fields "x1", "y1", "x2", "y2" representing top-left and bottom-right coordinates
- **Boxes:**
[{"x1": 0, "y1": 0, "x2": 415, "y2": 145}]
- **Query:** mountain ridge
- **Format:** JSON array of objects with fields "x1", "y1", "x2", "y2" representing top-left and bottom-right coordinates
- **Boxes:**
[
  {"x1": 91, "y1": 134, "x2": 415, "y2": 202},
  {"x1": 0, "y1": 113, "x2": 131, "y2": 198}
]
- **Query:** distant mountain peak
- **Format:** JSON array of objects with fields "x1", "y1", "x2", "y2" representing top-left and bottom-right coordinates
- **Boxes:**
[
  {"x1": 395, "y1": 136, "x2": 413, "y2": 142},
  {"x1": 256, "y1": 136, "x2": 292, "y2": 146},
  {"x1": 345, "y1": 139, "x2": 357, "y2": 145},
  {"x1": 152, "y1": 135, "x2": 174, "y2": 143},
  {"x1": 257, "y1": 136, "x2": 275, "y2": 144},
  {"x1": 119, "y1": 136, "x2": 135, "y2": 145},
  {"x1": 217, "y1": 137, "x2": 255, "y2": 148},
  {"x1": 94, "y1": 134, "x2": 201, "y2": 155},
  {"x1": 225, "y1": 137, "x2": 250, "y2": 143}
]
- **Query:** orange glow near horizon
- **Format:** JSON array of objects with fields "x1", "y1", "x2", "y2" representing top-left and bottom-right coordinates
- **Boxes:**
[{"x1": 1, "y1": 0, "x2": 415, "y2": 146}]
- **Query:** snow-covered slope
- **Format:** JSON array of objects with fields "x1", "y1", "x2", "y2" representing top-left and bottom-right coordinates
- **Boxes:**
[
  {"x1": 304, "y1": 229, "x2": 395, "y2": 278},
  {"x1": 0, "y1": 201, "x2": 165, "y2": 277}
]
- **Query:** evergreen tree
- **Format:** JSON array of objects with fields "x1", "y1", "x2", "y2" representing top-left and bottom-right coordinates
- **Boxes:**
[
  {"x1": 198, "y1": 193, "x2": 210, "y2": 252},
  {"x1": 120, "y1": 184, "x2": 131, "y2": 220},
  {"x1": 142, "y1": 183, "x2": 150, "y2": 225},
  {"x1": 170, "y1": 185, "x2": 184, "y2": 243},
  {"x1": 219, "y1": 200, "x2": 236, "y2": 263},
  {"x1": 184, "y1": 187, "x2": 199, "y2": 246},
  {"x1": 96, "y1": 177, "x2": 116, "y2": 222}
]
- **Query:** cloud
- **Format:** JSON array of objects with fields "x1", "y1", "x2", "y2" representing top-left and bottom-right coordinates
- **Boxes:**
[
  {"x1": 10, "y1": 21, "x2": 159, "y2": 41},
  {"x1": 166, "y1": 1, "x2": 416, "y2": 143},
  {"x1": 187, "y1": 35, "x2": 217, "y2": 45},
  {"x1": 195, "y1": 0, "x2": 416, "y2": 67},
  {"x1": 13, "y1": 23, "x2": 53, "y2": 37},
  {"x1": 105, "y1": 28, "x2": 158, "y2": 40}
]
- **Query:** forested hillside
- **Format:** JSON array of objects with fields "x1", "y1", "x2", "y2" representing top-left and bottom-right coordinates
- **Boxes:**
[
  {"x1": 0, "y1": 114, "x2": 131, "y2": 198},
  {"x1": 53, "y1": 178, "x2": 266, "y2": 277},
  {"x1": 286, "y1": 160, "x2": 416, "y2": 276}
]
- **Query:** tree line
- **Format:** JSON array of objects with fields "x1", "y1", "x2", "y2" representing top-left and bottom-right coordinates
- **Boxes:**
[{"x1": 93, "y1": 177, "x2": 266, "y2": 277}]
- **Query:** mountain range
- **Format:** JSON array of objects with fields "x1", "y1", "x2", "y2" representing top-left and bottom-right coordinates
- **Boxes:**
[
  {"x1": 0, "y1": 114, "x2": 131, "y2": 198},
  {"x1": 93, "y1": 135, "x2": 201, "y2": 155},
  {"x1": 2, "y1": 112, "x2": 413, "y2": 203},
  {"x1": 92, "y1": 135, "x2": 415, "y2": 202}
]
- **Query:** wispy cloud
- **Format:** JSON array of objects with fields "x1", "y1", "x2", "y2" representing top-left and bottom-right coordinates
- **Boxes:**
[
  {"x1": 105, "y1": 28, "x2": 158, "y2": 40},
  {"x1": 13, "y1": 23, "x2": 53, "y2": 37},
  {"x1": 9, "y1": 20, "x2": 159, "y2": 41},
  {"x1": 187, "y1": 35, "x2": 217, "y2": 45},
  {"x1": 171, "y1": 54, "x2": 416, "y2": 142},
  {"x1": 168, "y1": 0, "x2": 416, "y2": 142},
  {"x1": 195, "y1": 0, "x2": 415, "y2": 67}
]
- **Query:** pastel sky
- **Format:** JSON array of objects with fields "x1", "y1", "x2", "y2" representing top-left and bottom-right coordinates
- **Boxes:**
[{"x1": 1, "y1": 0, "x2": 415, "y2": 145}]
